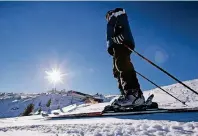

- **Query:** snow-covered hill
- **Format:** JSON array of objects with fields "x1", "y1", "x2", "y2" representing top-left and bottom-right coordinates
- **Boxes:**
[
  {"x1": 0, "y1": 79, "x2": 198, "y2": 136},
  {"x1": 144, "y1": 79, "x2": 198, "y2": 108},
  {"x1": 0, "y1": 79, "x2": 198, "y2": 118},
  {"x1": 0, "y1": 91, "x2": 90, "y2": 118}
]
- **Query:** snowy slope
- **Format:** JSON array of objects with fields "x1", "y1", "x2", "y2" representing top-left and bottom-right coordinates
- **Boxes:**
[
  {"x1": 0, "y1": 92, "x2": 86, "y2": 118},
  {"x1": 0, "y1": 79, "x2": 198, "y2": 118},
  {"x1": 67, "y1": 79, "x2": 198, "y2": 115},
  {"x1": 0, "y1": 79, "x2": 198, "y2": 136},
  {"x1": 144, "y1": 79, "x2": 198, "y2": 108},
  {"x1": 0, "y1": 114, "x2": 198, "y2": 136}
]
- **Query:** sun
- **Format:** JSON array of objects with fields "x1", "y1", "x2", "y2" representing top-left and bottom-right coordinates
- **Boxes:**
[{"x1": 45, "y1": 68, "x2": 66, "y2": 86}]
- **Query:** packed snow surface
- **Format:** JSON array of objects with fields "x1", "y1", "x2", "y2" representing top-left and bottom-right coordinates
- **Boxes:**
[
  {"x1": 0, "y1": 79, "x2": 198, "y2": 135},
  {"x1": 0, "y1": 115, "x2": 198, "y2": 136}
]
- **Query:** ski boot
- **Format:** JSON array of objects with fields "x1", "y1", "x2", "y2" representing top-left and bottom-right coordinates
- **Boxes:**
[{"x1": 103, "y1": 94, "x2": 158, "y2": 113}]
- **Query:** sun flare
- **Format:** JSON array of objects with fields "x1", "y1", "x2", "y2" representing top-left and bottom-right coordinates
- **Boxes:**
[{"x1": 45, "y1": 68, "x2": 66, "y2": 86}]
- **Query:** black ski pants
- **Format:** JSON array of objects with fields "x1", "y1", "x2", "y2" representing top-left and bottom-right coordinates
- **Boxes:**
[{"x1": 112, "y1": 46, "x2": 141, "y2": 96}]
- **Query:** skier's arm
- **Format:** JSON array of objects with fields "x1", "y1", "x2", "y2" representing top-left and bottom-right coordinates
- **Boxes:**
[
  {"x1": 106, "y1": 15, "x2": 118, "y2": 55},
  {"x1": 111, "y1": 9, "x2": 135, "y2": 50}
]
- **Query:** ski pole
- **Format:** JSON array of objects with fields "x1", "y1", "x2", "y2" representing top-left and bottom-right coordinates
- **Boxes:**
[
  {"x1": 135, "y1": 71, "x2": 187, "y2": 106},
  {"x1": 123, "y1": 44, "x2": 198, "y2": 96}
]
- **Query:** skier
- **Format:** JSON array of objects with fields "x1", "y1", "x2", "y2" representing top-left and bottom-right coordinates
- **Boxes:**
[{"x1": 106, "y1": 8, "x2": 145, "y2": 107}]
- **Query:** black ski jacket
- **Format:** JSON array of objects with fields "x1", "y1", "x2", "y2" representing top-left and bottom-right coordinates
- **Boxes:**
[{"x1": 106, "y1": 8, "x2": 135, "y2": 55}]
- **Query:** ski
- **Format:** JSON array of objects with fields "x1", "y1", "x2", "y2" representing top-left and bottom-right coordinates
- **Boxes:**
[
  {"x1": 41, "y1": 94, "x2": 198, "y2": 119},
  {"x1": 42, "y1": 107, "x2": 198, "y2": 119},
  {"x1": 103, "y1": 107, "x2": 198, "y2": 115},
  {"x1": 48, "y1": 103, "x2": 92, "y2": 116}
]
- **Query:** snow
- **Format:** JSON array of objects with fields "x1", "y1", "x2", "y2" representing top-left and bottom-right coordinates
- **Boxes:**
[
  {"x1": 0, "y1": 91, "x2": 89, "y2": 118},
  {"x1": 0, "y1": 115, "x2": 198, "y2": 136},
  {"x1": 0, "y1": 79, "x2": 198, "y2": 135},
  {"x1": 144, "y1": 79, "x2": 198, "y2": 109}
]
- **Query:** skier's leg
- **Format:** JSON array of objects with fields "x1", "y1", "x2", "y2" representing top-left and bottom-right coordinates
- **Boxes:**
[
  {"x1": 113, "y1": 56, "x2": 124, "y2": 95},
  {"x1": 114, "y1": 47, "x2": 140, "y2": 92},
  {"x1": 118, "y1": 78, "x2": 125, "y2": 95},
  {"x1": 113, "y1": 46, "x2": 145, "y2": 106}
]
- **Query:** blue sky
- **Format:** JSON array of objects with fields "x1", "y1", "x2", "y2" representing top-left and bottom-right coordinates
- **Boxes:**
[{"x1": 0, "y1": 2, "x2": 198, "y2": 95}]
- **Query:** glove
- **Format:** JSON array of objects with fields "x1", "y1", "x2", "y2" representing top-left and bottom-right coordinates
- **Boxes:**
[
  {"x1": 112, "y1": 34, "x2": 124, "y2": 45},
  {"x1": 111, "y1": 25, "x2": 125, "y2": 45}
]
